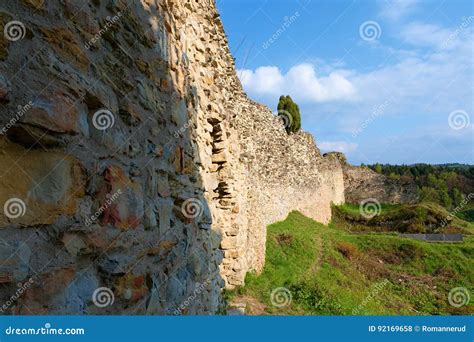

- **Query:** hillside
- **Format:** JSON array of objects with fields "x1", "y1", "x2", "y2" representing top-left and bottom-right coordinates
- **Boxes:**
[
  {"x1": 366, "y1": 163, "x2": 474, "y2": 209},
  {"x1": 333, "y1": 202, "x2": 473, "y2": 235},
  {"x1": 228, "y1": 211, "x2": 473, "y2": 315}
]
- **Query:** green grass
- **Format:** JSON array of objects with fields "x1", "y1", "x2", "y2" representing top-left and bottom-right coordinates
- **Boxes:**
[
  {"x1": 333, "y1": 202, "x2": 473, "y2": 234},
  {"x1": 337, "y1": 203, "x2": 401, "y2": 216},
  {"x1": 230, "y1": 211, "x2": 474, "y2": 315}
]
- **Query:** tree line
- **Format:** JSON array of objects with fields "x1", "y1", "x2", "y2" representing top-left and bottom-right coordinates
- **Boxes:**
[{"x1": 366, "y1": 163, "x2": 474, "y2": 209}]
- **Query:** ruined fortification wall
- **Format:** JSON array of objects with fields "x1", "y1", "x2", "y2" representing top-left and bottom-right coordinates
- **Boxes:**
[
  {"x1": 228, "y1": 101, "x2": 345, "y2": 278},
  {"x1": 325, "y1": 153, "x2": 418, "y2": 204},
  {"x1": 155, "y1": 0, "x2": 346, "y2": 288},
  {"x1": 0, "y1": 0, "x2": 344, "y2": 314}
]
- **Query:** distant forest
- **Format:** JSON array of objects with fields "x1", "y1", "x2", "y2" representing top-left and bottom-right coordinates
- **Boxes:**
[{"x1": 365, "y1": 163, "x2": 474, "y2": 211}]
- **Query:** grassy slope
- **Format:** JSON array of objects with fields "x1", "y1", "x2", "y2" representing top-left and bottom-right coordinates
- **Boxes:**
[
  {"x1": 230, "y1": 211, "x2": 473, "y2": 315},
  {"x1": 333, "y1": 202, "x2": 473, "y2": 234}
]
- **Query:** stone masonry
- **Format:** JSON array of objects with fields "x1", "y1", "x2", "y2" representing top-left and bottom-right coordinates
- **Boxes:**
[
  {"x1": 325, "y1": 153, "x2": 417, "y2": 204},
  {"x1": 164, "y1": 1, "x2": 345, "y2": 286},
  {"x1": 0, "y1": 0, "x2": 408, "y2": 314},
  {"x1": 0, "y1": 0, "x2": 226, "y2": 315}
]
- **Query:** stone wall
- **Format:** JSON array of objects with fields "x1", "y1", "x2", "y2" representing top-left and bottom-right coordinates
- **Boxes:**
[
  {"x1": 0, "y1": 0, "x2": 346, "y2": 314},
  {"x1": 168, "y1": 2, "x2": 346, "y2": 286},
  {"x1": 145, "y1": 0, "x2": 346, "y2": 288},
  {"x1": 325, "y1": 152, "x2": 418, "y2": 204},
  {"x1": 0, "y1": 0, "x2": 225, "y2": 315},
  {"x1": 228, "y1": 101, "x2": 345, "y2": 280}
]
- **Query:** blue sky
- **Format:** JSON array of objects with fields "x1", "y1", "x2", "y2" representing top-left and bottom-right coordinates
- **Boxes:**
[{"x1": 216, "y1": 0, "x2": 473, "y2": 165}]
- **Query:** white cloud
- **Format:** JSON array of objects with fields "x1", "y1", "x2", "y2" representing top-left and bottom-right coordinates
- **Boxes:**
[
  {"x1": 400, "y1": 22, "x2": 453, "y2": 47},
  {"x1": 318, "y1": 141, "x2": 358, "y2": 153},
  {"x1": 238, "y1": 66, "x2": 283, "y2": 94},
  {"x1": 236, "y1": 18, "x2": 473, "y2": 164},
  {"x1": 317, "y1": 21, "x2": 472, "y2": 138},
  {"x1": 239, "y1": 29, "x2": 472, "y2": 125},
  {"x1": 378, "y1": 0, "x2": 419, "y2": 21},
  {"x1": 352, "y1": 27, "x2": 472, "y2": 110},
  {"x1": 237, "y1": 63, "x2": 356, "y2": 103}
]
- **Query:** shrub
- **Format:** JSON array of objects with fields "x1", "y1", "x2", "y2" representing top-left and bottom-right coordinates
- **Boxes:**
[
  {"x1": 397, "y1": 243, "x2": 426, "y2": 261},
  {"x1": 277, "y1": 95, "x2": 301, "y2": 133},
  {"x1": 275, "y1": 233, "x2": 293, "y2": 246},
  {"x1": 336, "y1": 241, "x2": 358, "y2": 259}
]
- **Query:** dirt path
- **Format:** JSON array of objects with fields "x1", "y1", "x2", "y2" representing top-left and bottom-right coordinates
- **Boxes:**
[
  {"x1": 309, "y1": 234, "x2": 323, "y2": 275},
  {"x1": 228, "y1": 295, "x2": 267, "y2": 315}
]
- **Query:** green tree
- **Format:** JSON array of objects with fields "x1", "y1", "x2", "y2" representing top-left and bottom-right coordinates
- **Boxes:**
[
  {"x1": 374, "y1": 163, "x2": 382, "y2": 174},
  {"x1": 439, "y1": 189, "x2": 452, "y2": 208},
  {"x1": 452, "y1": 188, "x2": 464, "y2": 207},
  {"x1": 418, "y1": 186, "x2": 440, "y2": 204},
  {"x1": 277, "y1": 95, "x2": 301, "y2": 133},
  {"x1": 388, "y1": 172, "x2": 400, "y2": 180}
]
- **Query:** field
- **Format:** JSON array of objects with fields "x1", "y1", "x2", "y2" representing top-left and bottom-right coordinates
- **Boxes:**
[{"x1": 227, "y1": 208, "x2": 473, "y2": 315}]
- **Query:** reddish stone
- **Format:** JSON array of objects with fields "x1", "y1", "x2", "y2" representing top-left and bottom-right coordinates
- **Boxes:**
[
  {"x1": 41, "y1": 267, "x2": 76, "y2": 296},
  {"x1": 99, "y1": 166, "x2": 143, "y2": 229},
  {"x1": 115, "y1": 274, "x2": 148, "y2": 302},
  {"x1": 133, "y1": 275, "x2": 145, "y2": 287},
  {"x1": 159, "y1": 78, "x2": 172, "y2": 93},
  {"x1": 17, "y1": 267, "x2": 76, "y2": 314}
]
